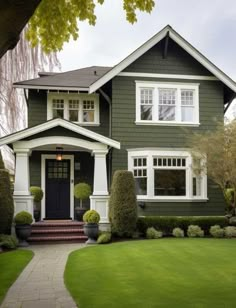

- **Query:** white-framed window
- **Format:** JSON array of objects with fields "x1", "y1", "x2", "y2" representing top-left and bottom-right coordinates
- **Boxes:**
[
  {"x1": 47, "y1": 93, "x2": 100, "y2": 125},
  {"x1": 136, "y1": 81, "x2": 199, "y2": 126},
  {"x1": 128, "y1": 149, "x2": 207, "y2": 201}
]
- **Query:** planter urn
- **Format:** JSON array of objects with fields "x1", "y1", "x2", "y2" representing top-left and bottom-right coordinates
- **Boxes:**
[
  {"x1": 84, "y1": 223, "x2": 99, "y2": 244},
  {"x1": 15, "y1": 224, "x2": 32, "y2": 247}
]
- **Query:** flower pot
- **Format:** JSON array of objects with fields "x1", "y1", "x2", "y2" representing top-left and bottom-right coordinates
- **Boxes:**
[
  {"x1": 84, "y1": 223, "x2": 99, "y2": 244},
  {"x1": 75, "y1": 208, "x2": 87, "y2": 221},
  {"x1": 15, "y1": 224, "x2": 32, "y2": 247},
  {"x1": 34, "y1": 209, "x2": 40, "y2": 222}
]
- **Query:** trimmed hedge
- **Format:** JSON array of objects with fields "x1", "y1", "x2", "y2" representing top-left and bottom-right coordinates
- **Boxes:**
[
  {"x1": 0, "y1": 151, "x2": 14, "y2": 234},
  {"x1": 137, "y1": 216, "x2": 228, "y2": 235},
  {"x1": 109, "y1": 171, "x2": 137, "y2": 237}
]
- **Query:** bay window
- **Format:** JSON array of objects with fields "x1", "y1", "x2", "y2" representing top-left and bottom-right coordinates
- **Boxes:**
[
  {"x1": 136, "y1": 82, "x2": 199, "y2": 125},
  {"x1": 128, "y1": 149, "x2": 207, "y2": 201},
  {"x1": 47, "y1": 93, "x2": 99, "y2": 125}
]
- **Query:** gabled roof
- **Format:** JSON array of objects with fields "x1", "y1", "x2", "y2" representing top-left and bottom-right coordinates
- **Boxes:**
[
  {"x1": 89, "y1": 25, "x2": 236, "y2": 94},
  {"x1": 13, "y1": 66, "x2": 112, "y2": 91},
  {"x1": 0, "y1": 118, "x2": 120, "y2": 149}
]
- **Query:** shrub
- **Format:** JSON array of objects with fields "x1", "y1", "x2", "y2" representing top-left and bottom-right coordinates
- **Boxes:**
[
  {"x1": 210, "y1": 225, "x2": 224, "y2": 238},
  {"x1": 146, "y1": 227, "x2": 163, "y2": 239},
  {"x1": 0, "y1": 234, "x2": 18, "y2": 249},
  {"x1": 97, "y1": 232, "x2": 112, "y2": 244},
  {"x1": 83, "y1": 210, "x2": 100, "y2": 224},
  {"x1": 74, "y1": 183, "x2": 91, "y2": 205},
  {"x1": 224, "y1": 226, "x2": 236, "y2": 238},
  {"x1": 30, "y1": 186, "x2": 43, "y2": 202},
  {"x1": 137, "y1": 216, "x2": 227, "y2": 235},
  {"x1": 14, "y1": 211, "x2": 33, "y2": 225},
  {"x1": 172, "y1": 227, "x2": 184, "y2": 238},
  {"x1": 187, "y1": 225, "x2": 204, "y2": 238},
  {"x1": 0, "y1": 151, "x2": 14, "y2": 234},
  {"x1": 109, "y1": 171, "x2": 137, "y2": 237}
]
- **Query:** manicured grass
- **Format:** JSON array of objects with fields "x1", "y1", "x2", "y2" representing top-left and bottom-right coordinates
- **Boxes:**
[
  {"x1": 0, "y1": 250, "x2": 33, "y2": 304},
  {"x1": 65, "y1": 239, "x2": 236, "y2": 308}
]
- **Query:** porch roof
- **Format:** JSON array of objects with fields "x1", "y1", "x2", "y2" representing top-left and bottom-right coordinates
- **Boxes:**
[{"x1": 0, "y1": 118, "x2": 120, "y2": 149}]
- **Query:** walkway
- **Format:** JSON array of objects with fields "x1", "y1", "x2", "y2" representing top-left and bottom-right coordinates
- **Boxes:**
[{"x1": 1, "y1": 243, "x2": 85, "y2": 308}]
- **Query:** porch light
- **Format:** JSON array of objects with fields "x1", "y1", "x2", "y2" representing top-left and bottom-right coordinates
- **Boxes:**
[{"x1": 56, "y1": 147, "x2": 63, "y2": 161}]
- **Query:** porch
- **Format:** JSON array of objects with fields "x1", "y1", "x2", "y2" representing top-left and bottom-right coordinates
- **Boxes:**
[{"x1": 0, "y1": 119, "x2": 120, "y2": 223}]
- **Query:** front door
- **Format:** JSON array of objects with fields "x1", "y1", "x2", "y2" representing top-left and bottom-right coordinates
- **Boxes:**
[{"x1": 46, "y1": 159, "x2": 71, "y2": 219}]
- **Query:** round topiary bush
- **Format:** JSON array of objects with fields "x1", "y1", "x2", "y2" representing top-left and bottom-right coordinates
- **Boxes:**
[
  {"x1": 83, "y1": 210, "x2": 100, "y2": 224},
  {"x1": 74, "y1": 183, "x2": 92, "y2": 208},
  {"x1": 14, "y1": 211, "x2": 33, "y2": 225},
  {"x1": 30, "y1": 186, "x2": 43, "y2": 202},
  {"x1": 0, "y1": 151, "x2": 14, "y2": 234},
  {"x1": 109, "y1": 170, "x2": 137, "y2": 237}
]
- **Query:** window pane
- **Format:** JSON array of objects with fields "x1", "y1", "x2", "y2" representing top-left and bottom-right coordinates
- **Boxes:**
[
  {"x1": 69, "y1": 110, "x2": 78, "y2": 122},
  {"x1": 83, "y1": 110, "x2": 95, "y2": 122},
  {"x1": 140, "y1": 89, "x2": 153, "y2": 105},
  {"x1": 159, "y1": 105, "x2": 175, "y2": 121},
  {"x1": 135, "y1": 178, "x2": 147, "y2": 195},
  {"x1": 193, "y1": 176, "x2": 201, "y2": 197},
  {"x1": 53, "y1": 109, "x2": 64, "y2": 119},
  {"x1": 159, "y1": 89, "x2": 176, "y2": 105},
  {"x1": 154, "y1": 170, "x2": 186, "y2": 196},
  {"x1": 181, "y1": 90, "x2": 194, "y2": 106},
  {"x1": 181, "y1": 106, "x2": 194, "y2": 122},
  {"x1": 141, "y1": 105, "x2": 152, "y2": 120}
]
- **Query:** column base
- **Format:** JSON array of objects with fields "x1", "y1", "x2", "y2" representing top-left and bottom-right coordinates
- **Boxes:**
[
  {"x1": 13, "y1": 195, "x2": 34, "y2": 218},
  {"x1": 90, "y1": 195, "x2": 109, "y2": 223}
]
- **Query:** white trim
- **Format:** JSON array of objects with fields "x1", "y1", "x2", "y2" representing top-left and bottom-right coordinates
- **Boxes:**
[
  {"x1": 13, "y1": 84, "x2": 89, "y2": 91},
  {"x1": 41, "y1": 154, "x2": 74, "y2": 220},
  {"x1": 13, "y1": 137, "x2": 107, "y2": 152},
  {"x1": 128, "y1": 148, "x2": 207, "y2": 201},
  {"x1": 136, "y1": 81, "x2": 199, "y2": 125},
  {"x1": 47, "y1": 92, "x2": 100, "y2": 125},
  {"x1": 0, "y1": 118, "x2": 120, "y2": 149},
  {"x1": 89, "y1": 25, "x2": 236, "y2": 94},
  {"x1": 118, "y1": 72, "x2": 218, "y2": 81}
]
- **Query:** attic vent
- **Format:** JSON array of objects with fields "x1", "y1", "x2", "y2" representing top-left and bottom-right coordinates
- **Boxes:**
[{"x1": 94, "y1": 70, "x2": 97, "y2": 75}]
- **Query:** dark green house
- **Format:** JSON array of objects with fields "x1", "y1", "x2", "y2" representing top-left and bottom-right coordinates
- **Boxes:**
[{"x1": 1, "y1": 25, "x2": 236, "y2": 222}]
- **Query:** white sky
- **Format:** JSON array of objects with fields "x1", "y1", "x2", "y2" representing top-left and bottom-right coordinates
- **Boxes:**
[{"x1": 57, "y1": 0, "x2": 236, "y2": 117}]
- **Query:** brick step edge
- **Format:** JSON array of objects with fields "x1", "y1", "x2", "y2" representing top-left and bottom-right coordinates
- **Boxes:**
[
  {"x1": 31, "y1": 228, "x2": 84, "y2": 234},
  {"x1": 28, "y1": 235, "x2": 88, "y2": 241},
  {"x1": 33, "y1": 222, "x2": 84, "y2": 227}
]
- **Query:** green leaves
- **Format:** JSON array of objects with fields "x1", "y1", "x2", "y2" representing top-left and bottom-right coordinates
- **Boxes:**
[{"x1": 27, "y1": 0, "x2": 155, "y2": 53}]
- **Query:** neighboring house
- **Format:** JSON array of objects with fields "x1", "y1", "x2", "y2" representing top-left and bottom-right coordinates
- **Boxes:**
[{"x1": 0, "y1": 25, "x2": 235, "y2": 223}]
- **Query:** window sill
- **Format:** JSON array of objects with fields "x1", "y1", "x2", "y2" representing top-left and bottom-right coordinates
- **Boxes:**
[
  {"x1": 74, "y1": 122, "x2": 100, "y2": 126},
  {"x1": 137, "y1": 196, "x2": 208, "y2": 203},
  {"x1": 135, "y1": 121, "x2": 200, "y2": 127}
]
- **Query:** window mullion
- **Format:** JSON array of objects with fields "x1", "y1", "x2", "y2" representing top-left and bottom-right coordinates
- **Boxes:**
[{"x1": 147, "y1": 154, "x2": 154, "y2": 198}]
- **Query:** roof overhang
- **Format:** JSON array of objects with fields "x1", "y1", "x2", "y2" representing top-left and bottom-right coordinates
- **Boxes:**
[
  {"x1": 0, "y1": 118, "x2": 120, "y2": 149},
  {"x1": 12, "y1": 84, "x2": 89, "y2": 92},
  {"x1": 89, "y1": 25, "x2": 236, "y2": 94}
]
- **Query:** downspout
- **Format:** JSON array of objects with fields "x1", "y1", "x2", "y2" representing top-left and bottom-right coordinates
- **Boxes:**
[
  {"x1": 98, "y1": 88, "x2": 113, "y2": 189},
  {"x1": 224, "y1": 93, "x2": 236, "y2": 115}
]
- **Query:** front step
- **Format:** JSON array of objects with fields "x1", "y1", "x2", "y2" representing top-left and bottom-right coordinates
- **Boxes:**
[{"x1": 28, "y1": 221, "x2": 88, "y2": 244}]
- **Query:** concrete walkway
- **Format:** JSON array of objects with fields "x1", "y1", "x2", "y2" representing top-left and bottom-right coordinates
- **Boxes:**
[{"x1": 1, "y1": 243, "x2": 85, "y2": 308}]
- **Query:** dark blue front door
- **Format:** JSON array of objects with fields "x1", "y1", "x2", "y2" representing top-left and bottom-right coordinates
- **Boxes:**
[{"x1": 46, "y1": 159, "x2": 70, "y2": 219}]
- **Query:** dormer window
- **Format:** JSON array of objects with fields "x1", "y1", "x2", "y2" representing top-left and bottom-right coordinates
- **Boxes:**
[
  {"x1": 47, "y1": 93, "x2": 99, "y2": 125},
  {"x1": 136, "y1": 81, "x2": 199, "y2": 126}
]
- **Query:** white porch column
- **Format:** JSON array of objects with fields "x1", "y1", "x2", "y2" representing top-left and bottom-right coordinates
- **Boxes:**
[
  {"x1": 90, "y1": 149, "x2": 109, "y2": 223},
  {"x1": 93, "y1": 149, "x2": 108, "y2": 195},
  {"x1": 13, "y1": 149, "x2": 34, "y2": 217}
]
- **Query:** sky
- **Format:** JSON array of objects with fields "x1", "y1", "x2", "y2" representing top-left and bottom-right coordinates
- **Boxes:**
[{"x1": 57, "y1": 0, "x2": 236, "y2": 117}]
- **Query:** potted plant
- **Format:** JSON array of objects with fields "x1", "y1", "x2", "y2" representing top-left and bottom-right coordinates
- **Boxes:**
[
  {"x1": 74, "y1": 183, "x2": 91, "y2": 221},
  {"x1": 14, "y1": 211, "x2": 33, "y2": 247},
  {"x1": 83, "y1": 210, "x2": 100, "y2": 244},
  {"x1": 30, "y1": 186, "x2": 43, "y2": 222}
]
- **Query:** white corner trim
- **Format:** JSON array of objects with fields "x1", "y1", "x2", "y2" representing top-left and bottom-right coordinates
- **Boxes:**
[
  {"x1": 41, "y1": 154, "x2": 74, "y2": 220},
  {"x1": 118, "y1": 72, "x2": 218, "y2": 81},
  {"x1": 0, "y1": 118, "x2": 120, "y2": 149},
  {"x1": 89, "y1": 25, "x2": 236, "y2": 94}
]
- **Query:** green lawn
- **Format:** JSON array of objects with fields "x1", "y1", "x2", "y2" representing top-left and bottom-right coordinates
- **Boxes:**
[
  {"x1": 65, "y1": 239, "x2": 236, "y2": 308},
  {"x1": 0, "y1": 250, "x2": 33, "y2": 304}
]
